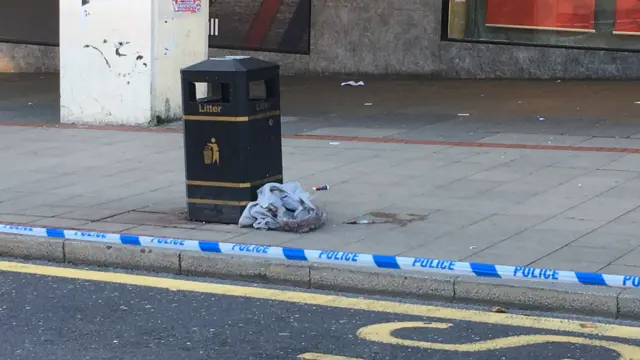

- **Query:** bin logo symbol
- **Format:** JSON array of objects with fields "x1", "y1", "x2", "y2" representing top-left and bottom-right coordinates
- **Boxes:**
[{"x1": 203, "y1": 137, "x2": 220, "y2": 165}]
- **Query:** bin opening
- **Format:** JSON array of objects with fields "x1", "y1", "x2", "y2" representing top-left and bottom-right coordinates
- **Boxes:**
[
  {"x1": 249, "y1": 80, "x2": 266, "y2": 101},
  {"x1": 249, "y1": 79, "x2": 278, "y2": 101},
  {"x1": 187, "y1": 82, "x2": 231, "y2": 103}
]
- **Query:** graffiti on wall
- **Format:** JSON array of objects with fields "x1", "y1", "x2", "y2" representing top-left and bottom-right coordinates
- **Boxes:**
[{"x1": 208, "y1": 0, "x2": 311, "y2": 54}]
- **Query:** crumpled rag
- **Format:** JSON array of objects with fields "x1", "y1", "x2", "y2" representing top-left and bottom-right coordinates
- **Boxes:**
[{"x1": 238, "y1": 182, "x2": 327, "y2": 233}]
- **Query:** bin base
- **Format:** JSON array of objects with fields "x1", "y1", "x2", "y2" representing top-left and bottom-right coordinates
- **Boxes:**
[{"x1": 187, "y1": 203, "x2": 245, "y2": 224}]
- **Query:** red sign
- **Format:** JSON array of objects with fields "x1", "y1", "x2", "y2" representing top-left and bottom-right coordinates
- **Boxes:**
[
  {"x1": 173, "y1": 0, "x2": 202, "y2": 13},
  {"x1": 614, "y1": 0, "x2": 640, "y2": 34},
  {"x1": 486, "y1": 0, "x2": 595, "y2": 32}
]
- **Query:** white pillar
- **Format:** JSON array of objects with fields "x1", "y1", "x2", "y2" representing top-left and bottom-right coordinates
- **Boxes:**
[{"x1": 60, "y1": 0, "x2": 209, "y2": 125}]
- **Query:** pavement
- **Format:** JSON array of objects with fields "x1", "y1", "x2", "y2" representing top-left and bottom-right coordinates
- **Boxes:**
[
  {"x1": 3, "y1": 123, "x2": 640, "y2": 317},
  {"x1": 2, "y1": 124, "x2": 640, "y2": 276},
  {"x1": 1, "y1": 259, "x2": 640, "y2": 360},
  {"x1": 3, "y1": 74, "x2": 640, "y2": 316},
  {"x1": 4, "y1": 73, "x2": 640, "y2": 139}
]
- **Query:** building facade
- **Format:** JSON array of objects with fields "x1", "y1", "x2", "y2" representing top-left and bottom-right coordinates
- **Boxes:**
[{"x1": 1, "y1": 0, "x2": 640, "y2": 78}]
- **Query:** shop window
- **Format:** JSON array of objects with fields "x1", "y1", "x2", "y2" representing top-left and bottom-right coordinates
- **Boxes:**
[{"x1": 444, "y1": 0, "x2": 640, "y2": 51}]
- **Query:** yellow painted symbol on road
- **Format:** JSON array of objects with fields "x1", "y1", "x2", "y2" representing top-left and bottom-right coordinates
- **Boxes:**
[
  {"x1": 357, "y1": 322, "x2": 640, "y2": 360},
  {"x1": 298, "y1": 353, "x2": 362, "y2": 360},
  {"x1": 203, "y1": 137, "x2": 220, "y2": 165}
]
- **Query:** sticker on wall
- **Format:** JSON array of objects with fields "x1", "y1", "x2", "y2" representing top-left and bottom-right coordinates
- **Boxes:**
[{"x1": 173, "y1": 0, "x2": 202, "y2": 13}]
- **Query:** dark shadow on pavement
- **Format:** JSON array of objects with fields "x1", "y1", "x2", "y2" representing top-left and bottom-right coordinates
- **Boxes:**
[{"x1": 2, "y1": 73, "x2": 640, "y2": 140}]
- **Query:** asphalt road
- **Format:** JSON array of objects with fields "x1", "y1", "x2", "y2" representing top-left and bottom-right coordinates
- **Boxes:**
[{"x1": 0, "y1": 261, "x2": 639, "y2": 360}]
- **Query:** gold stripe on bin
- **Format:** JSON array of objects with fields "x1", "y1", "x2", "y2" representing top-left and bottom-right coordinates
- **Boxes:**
[
  {"x1": 184, "y1": 110, "x2": 281, "y2": 122},
  {"x1": 186, "y1": 174, "x2": 283, "y2": 188},
  {"x1": 187, "y1": 198, "x2": 250, "y2": 206}
]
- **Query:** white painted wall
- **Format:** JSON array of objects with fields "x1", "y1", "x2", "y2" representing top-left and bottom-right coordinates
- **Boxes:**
[
  {"x1": 152, "y1": 0, "x2": 210, "y2": 123},
  {"x1": 60, "y1": 0, "x2": 209, "y2": 125}
]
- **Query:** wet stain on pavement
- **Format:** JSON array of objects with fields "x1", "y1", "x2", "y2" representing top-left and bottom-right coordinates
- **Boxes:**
[{"x1": 346, "y1": 212, "x2": 428, "y2": 226}]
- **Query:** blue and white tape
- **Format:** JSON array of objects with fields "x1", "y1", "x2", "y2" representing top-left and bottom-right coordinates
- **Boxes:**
[{"x1": 1, "y1": 223, "x2": 639, "y2": 289}]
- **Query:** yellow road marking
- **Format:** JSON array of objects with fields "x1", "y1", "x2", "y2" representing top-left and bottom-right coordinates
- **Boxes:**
[
  {"x1": 298, "y1": 353, "x2": 362, "y2": 360},
  {"x1": 358, "y1": 322, "x2": 640, "y2": 360},
  {"x1": 0, "y1": 261, "x2": 639, "y2": 340}
]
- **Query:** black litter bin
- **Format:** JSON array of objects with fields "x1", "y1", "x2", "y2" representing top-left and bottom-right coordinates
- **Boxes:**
[{"x1": 180, "y1": 56, "x2": 283, "y2": 224}]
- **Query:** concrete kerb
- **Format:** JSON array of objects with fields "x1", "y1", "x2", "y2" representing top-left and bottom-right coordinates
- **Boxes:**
[
  {"x1": 454, "y1": 276, "x2": 623, "y2": 319},
  {"x1": 0, "y1": 233, "x2": 639, "y2": 320},
  {"x1": 0, "y1": 233, "x2": 64, "y2": 263}
]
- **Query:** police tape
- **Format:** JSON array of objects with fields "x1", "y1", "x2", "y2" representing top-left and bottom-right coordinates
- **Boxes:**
[{"x1": 1, "y1": 223, "x2": 639, "y2": 289}]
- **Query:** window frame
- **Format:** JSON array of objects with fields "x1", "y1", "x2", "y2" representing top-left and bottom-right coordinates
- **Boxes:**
[{"x1": 440, "y1": 0, "x2": 640, "y2": 53}]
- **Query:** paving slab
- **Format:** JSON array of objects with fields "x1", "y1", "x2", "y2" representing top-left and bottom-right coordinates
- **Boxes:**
[
  {"x1": 612, "y1": 248, "x2": 640, "y2": 267},
  {"x1": 423, "y1": 179, "x2": 503, "y2": 199},
  {"x1": 465, "y1": 229, "x2": 588, "y2": 266},
  {"x1": 76, "y1": 221, "x2": 139, "y2": 233},
  {"x1": 599, "y1": 264, "x2": 640, "y2": 276},
  {"x1": 126, "y1": 225, "x2": 241, "y2": 242},
  {"x1": 30, "y1": 218, "x2": 91, "y2": 228},
  {"x1": 613, "y1": 208, "x2": 640, "y2": 222},
  {"x1": 531, "y1": 216, "x2": 607, "y2": 233},
  {"x1": 560, "y1": 196, "x2": 640, "y2": 222},
  {"x1": 601, "y1": 154, "x2": 640, "y2": 172},
  {"x1": 553, "y1": 151, "x2": 626, "y2": 169},
  {"x1": 103, "y1": 211, "x2": 201, "y2": 229},
  {"x1": 300, "y1": 127, "x2": 405, "y2": 138},
  {"x1": 461, "y1": 149, "x2": 524, "y2": 164},
  {"x1": 570, "y1": 230, "x2": 640, "y2": 251},
  {"x1": 602, "y1": 178, "x2": 640, "y2": 199},
  {"x1": 539, "y1": 245, "x2": 629, "y2": 264},
  {"x1": 479, "y1": 133, "x2": 591, "y2": 146},
  {"x1": 0, "y1": 214, "x2": 46, "y2": 225},
  {"x1": 9, "y1": 205, "x2": 79, "y2": 217},
  {"x1": 578, "y1": 137, "x2": 640, "y2": 149},
  {"x1": 528, "y1": 259, "x2": 607, "y2": 273}
]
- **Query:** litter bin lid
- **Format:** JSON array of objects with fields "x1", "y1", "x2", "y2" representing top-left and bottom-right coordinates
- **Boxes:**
[
  {"x1": 182, "y1": 56, "x2": 278, "y2": 73},
  {"x1": 211, "y1": 56, "x2": 250, "y2": 60}
]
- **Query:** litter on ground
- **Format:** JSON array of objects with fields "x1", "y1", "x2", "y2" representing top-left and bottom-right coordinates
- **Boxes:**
[
  {"x1": 341, "y1": 81, "x2": 365, "y2": 86},
  {"x1": 239, "y1": 182, "x2": 327, "y2": 233},
  {"x1": 347, "y1": 219, "x2": 373, "y2": 225}
]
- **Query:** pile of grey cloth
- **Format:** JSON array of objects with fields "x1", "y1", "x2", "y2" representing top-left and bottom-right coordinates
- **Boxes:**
[{"x1": 238, "y1": 182, "x2": 327, "y2": 233}]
